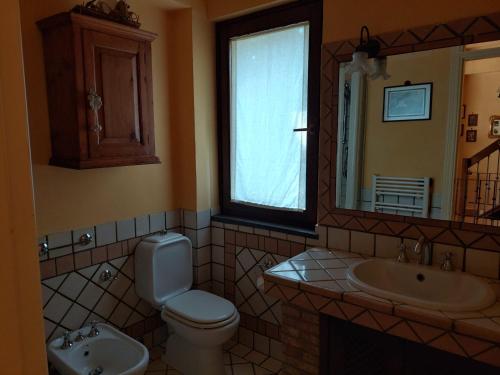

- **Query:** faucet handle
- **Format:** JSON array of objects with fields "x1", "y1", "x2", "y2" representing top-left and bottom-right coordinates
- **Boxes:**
[
  {"x1": 441, "y1": 252, "x2": 454, "y2": 272},
  {"x1": 396, "y1": 243, "x2": 409, "y2": 263},
  {"x1": 60, "y1": 331, "x2": 73, "y2": 350},
  {"x1": 87, "y1": 320, "x2": 100, "y2": 337},
  {"x1": 74, "y1": 330, "x2": 85, "y2": 342}
]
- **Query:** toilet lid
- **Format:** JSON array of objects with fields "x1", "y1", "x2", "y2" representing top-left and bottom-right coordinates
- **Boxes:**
[{"x1": 163, "y1": 290, "x2": 236, "y2": 324}]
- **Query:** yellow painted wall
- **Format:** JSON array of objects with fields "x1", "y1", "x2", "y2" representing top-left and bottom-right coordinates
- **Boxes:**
[
  {"x1": 0, "y1": 0, "x2": 47, "y2": 373},
  {"x1": 192, "y1": 0, "x2": 219, "y2": 210},
  {"x1": 459, "y1": 71, "x2": 500, "y2": 160},
  {"x1": 20, "y1": 0, "x2": 182, "y2": 234},
  {"x1": 363, "y1": 48, "x2": 453, "y2": 194},
  {"x1": 207, "y1": 0, "x2": 500, "y2": 42},
  {"x1": 21, "y1": 0, "x2": 500, "y2": 235},
  {"x1": 167, "y1": 8, "x2": 198, "y2": 211}
]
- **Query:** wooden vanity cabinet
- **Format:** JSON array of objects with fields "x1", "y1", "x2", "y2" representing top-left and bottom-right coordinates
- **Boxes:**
[{"x1": 37, "y1": 13, "x2": 160, "y2": 169}]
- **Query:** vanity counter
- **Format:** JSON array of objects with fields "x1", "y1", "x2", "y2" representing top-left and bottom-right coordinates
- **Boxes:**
[{"x1": 263, "y1": 248, "x2": 500, "y2": 368}]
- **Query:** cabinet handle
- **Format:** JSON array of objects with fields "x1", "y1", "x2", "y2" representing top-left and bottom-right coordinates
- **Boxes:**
[{"x1": 87, "y1": 89, "x2": 103, "y2": 133}]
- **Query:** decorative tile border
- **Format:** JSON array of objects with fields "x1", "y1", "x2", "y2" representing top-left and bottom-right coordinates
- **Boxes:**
[
  {"x1": 317, "y1": 12, "x2": 500, "y2": 240},
  {"x1": 263, "y1": 248, "x2": 500, "y2": 369}
]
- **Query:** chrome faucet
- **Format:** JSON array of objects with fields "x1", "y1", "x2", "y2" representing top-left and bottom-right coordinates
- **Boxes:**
[
  {"x1": 413, "y1": 236, "x2": 432, "y2": 265},
  {"x1": 60, "y1": 331, "x2": 73, "y2": 350},
  {"x1": 396, "y1": 243, "x2": 409, "y2": 263},
  {"x1": 440, "y1": 252, "x2": 454, "y2": 272},
  {"x1": 87, "y1": 321, "x2": 100, "y2": 337}
]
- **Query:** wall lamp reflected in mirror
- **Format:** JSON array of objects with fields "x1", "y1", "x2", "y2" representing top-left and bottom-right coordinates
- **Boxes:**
[{"x1": 345, "y1": 25, "x2": 390, "y2": 80}]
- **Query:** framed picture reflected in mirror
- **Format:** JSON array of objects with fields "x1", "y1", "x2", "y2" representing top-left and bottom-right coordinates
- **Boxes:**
[
  {"x1": 489, "y1": 115, "x2": 500, "y2": 137},
  {"x1": 383, "y1": 82, "x2": 432, "y2": 122}
]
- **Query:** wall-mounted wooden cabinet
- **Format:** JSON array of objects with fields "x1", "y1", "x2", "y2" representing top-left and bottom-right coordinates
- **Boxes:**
[{"x1": 38, "y1": 13, "x2": 160, "y2": 169}]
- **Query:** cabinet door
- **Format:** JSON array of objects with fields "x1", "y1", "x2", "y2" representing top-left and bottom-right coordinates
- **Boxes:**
[{"x1": 82, "y1": 30, "x2": 155, "y2": 160}]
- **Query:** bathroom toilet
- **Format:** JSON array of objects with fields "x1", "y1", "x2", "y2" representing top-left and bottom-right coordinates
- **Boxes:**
[{"x1": 135, "y1": 233, "x2": 239, "y2": 375}]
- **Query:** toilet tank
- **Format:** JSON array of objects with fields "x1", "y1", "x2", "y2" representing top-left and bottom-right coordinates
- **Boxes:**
[{"x1": 135, "y1": 233, "x2": 192, "y2": 308}]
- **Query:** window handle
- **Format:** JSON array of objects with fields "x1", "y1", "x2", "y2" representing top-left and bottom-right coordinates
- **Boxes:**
[{"x1": 293, "y1": 127, "x2": 315, "y2": 134}]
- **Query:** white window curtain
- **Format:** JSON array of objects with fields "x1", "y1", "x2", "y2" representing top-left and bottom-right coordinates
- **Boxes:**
[{"x1": 229, "y1": 23, "x2": 310, "y2": 211}]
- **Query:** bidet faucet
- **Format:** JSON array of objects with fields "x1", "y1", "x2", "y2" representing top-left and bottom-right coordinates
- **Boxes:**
[
  {"x1": 87, "y1": 320, "x2": 100, "y2": 337},
  {"x1": 413, "y1": 236, "x2": 432, "y2": 265},
  {"x1": 60, "y1": 331, "x2": 73, "y2": 350}
]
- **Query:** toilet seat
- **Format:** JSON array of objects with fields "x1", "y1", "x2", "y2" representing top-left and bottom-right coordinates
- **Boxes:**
[{"x1": 162, "y1": 290, "x2": 237, "y2": 329}]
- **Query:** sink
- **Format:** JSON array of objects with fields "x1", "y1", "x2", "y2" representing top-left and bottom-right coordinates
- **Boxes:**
[
  {"x1": 48, "y1": 323, "x2": 149, "y2": 375},
  {"x1": 347, "y1": 259, "x2": 496, "y2": 312}
]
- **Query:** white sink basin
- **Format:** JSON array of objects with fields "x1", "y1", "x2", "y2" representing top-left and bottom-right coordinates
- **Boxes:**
[
  {"x1": 347, "y1": 259, "x2": 496, "y2": 312},
  {"x1": 48, "y1": 323, "x2": 149, "y2": 375}
]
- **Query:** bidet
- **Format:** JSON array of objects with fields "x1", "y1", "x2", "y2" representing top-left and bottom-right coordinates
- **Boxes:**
[{"x1": 47, "y1": 323, "x2": 149, "y2": 375}]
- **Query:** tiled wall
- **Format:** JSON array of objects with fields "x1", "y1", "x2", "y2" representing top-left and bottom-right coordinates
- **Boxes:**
[
  {"x1": 39, "y1": 207, "x2": 500, "y2": 358},
  {"x1": 39, "y1": 209, "x2": 211, "y2": 349}
]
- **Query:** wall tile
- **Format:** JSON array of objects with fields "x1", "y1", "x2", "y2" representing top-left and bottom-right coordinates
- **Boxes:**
[
  {"x1": 212, "y1": 245, "x2": 224, "y2": 264},
  {"x1": 47, "y1": 231, "x2": 72, "y2": 249},
  {"x1": 96, "y1": 222, "x2": 117, "y2": 246},
  {"x1": 56, "y1": 255, "x2": 74, "y2": 274},
  {"x1": 212, "y1": 227, "x2": 224, "y2": 246},
  {"x1": 195, "y1": 246, "x2": 211, "y2": 266},
  {"x1": 58, "y1": 272, "x2": 87, "y2": 300},
  {"x1": 49, "y1": 246, "x2": 73, "y2": 259},
  {"x1": 183, "y1": 210, "x2": 197, "y2": 229},
  {"x1": 44, "y1": 293, "x2": 72, "y2": 322},
  {"x1": 375, "y1": 235, "x2": 401, "y2": 258},
  {"x1": 239, "y1": 225, "x2": 254, "y2": 234},
  {"x1": 117, "y1": 219, "x2": 135, "y2": 241},
  {"x1": 166, "y1": 209, "x2": 181, "y2": 228},
  {"x1": 270, "y1": 231, "x2": 287, "y2": 240},
  {"x1": 254, "y1": 228, "x2": 270, "y2": 237},
  {"x1": 150, "y1": 212, "x2": 166, "y2": 232},
  {"x1": 135, "y1": 215, "x2": 150, "y2": 236},
  {"x1": 306, "y1": 225, "x2": 327, "y2": 248},
  {"x1": 466, "y1": 249, "x2": 500, "y2": 279},
  {"x1": 74, "y1": 251, "x2": 91, "y2": 269},
  {"x1": 212, "y1": 263, "x2": 224, "y2": 282},
  {"x1": 73, "y1": 227, "x2": 95, "y2": 252},
  {"x1": 185, "y1": 228, "x2": 197, "y2": 248},
  {"x1": 197, "y1": 209, "x2": 211, "y2": 229},
  {"x1": 61, "y1": 303, "x2": 89, "y2": 331},
  {"x1": 350, "y1": 231, "x2": 375, "y2": 256},
  {"x1": 40, "y1": 260, "x2": 57, "y2": 279},
  {"x1": 197, "y1": 227, "x2": 211, "y2": 248},
  {"x1": 327, "y1": 227, "x2": 350, "y2": 251},
  {"x1": 91, "y1": 246, "x2": 107, "y2": 264},
  {"x1": 197, "y1": 263, "x2": 211, "y2": 284}
]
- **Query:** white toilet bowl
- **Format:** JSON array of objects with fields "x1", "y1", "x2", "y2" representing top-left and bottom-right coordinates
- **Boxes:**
[
  {"x1": 134, "y1": 234, "x2": 239, "y2": 375},
  {"x1": 162, "y1": 290, "x2": 240, "y2": 374}
]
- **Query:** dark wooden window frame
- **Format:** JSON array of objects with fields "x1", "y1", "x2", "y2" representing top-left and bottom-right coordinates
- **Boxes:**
[{"x1": 216, "y1": 0, "x2": 323, "y2": 231}]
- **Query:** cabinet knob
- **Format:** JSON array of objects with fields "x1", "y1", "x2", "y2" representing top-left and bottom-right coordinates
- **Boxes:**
[{"x1": 88, "y1": 89, "x2": 103, "y2": 133}]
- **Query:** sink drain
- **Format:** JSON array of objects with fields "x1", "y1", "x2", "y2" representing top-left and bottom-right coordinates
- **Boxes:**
[
  {"x1": 416, "y1": 273, "x2": 425, "y2": 282},
  {"x1": 89, "y1": 366, "x2": 103, "y2": 375}
]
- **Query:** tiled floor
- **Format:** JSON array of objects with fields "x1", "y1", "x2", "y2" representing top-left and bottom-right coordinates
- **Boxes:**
[{"x1": 145, "y1": 341, "x2": 282, "y2": 375}]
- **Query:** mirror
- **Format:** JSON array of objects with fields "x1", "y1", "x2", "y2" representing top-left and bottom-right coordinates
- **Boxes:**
[{"x1": 336, "y1": 40, "x2": 500, "y2": 227}]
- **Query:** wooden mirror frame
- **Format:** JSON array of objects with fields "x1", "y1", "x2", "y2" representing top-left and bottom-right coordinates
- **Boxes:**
[{"x1": 318, "y1": 12, "x2": 500, "y2": 243}]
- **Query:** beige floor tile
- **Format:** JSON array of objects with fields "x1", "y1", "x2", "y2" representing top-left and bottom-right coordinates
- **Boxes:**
[
  {"x1": 232, "y1": 363, "x2": 255, "y2": 375},
  {"x1": 254, "y1": 366, "x2": 273, "y2": 375},
  {"x1": 245, "y1": 350, "x2": 267, "y2": 365},
  {"x1": 231, "y1": 353, "x2": 248, "y2": 364},
  {"x1": 261, "y1": 358, "x2": 282, "y2": 373},
  {"x1": 147, "y1": 343, "x2": 283, "y2": 375},
  {"x1": 230, "y1": 343, "x2": 252, "y2": 357}
]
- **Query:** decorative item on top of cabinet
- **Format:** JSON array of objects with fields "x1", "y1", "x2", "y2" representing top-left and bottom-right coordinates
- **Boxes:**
[{"x1": 37, "y1": 12, "x2": 160, "y2": 169}]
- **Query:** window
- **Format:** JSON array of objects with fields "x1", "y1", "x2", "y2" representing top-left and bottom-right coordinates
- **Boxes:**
[{"x1": 217, "y1": 0, "x2": 322, "y2": 230}]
